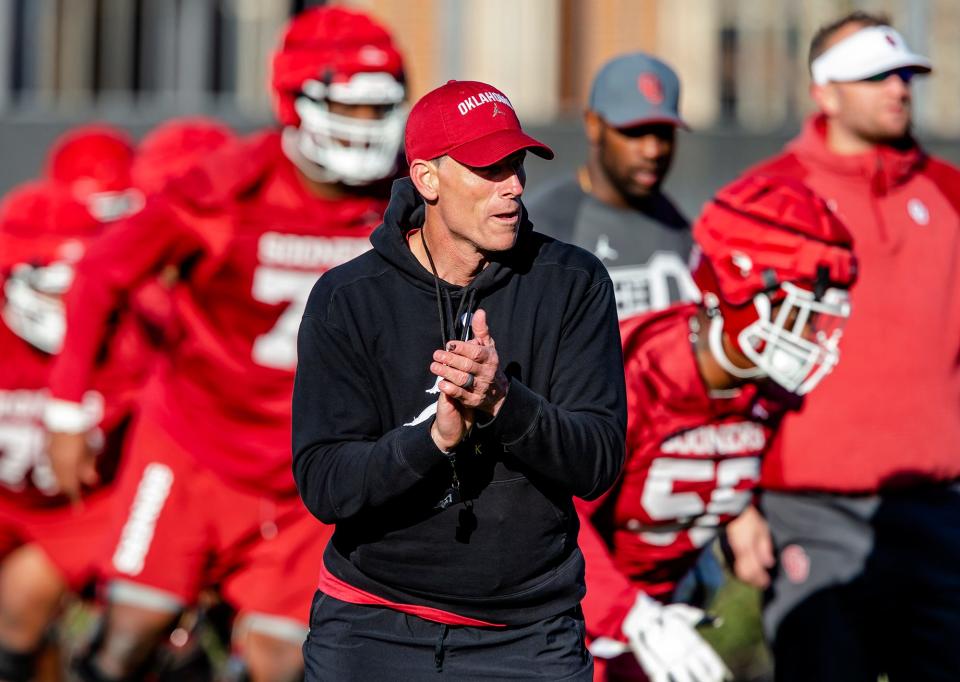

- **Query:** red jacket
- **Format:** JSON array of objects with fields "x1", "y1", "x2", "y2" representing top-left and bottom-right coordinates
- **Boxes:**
[{"x1": 750, "y1": 114, "x2": 960, "y2": 493}]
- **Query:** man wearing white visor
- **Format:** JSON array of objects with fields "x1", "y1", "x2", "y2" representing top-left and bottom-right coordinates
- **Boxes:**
[
  {"x1": 810, "y1": 24, "x2": 930, "y2": 87},
  {"x1": 725, "y1": 10, "x2": 960, "y2": 682}
]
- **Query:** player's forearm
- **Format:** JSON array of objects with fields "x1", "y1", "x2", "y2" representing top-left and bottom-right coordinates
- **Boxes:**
[
  {"x1": 49, "y1": 203, "x2": 196, "y2": 401},
  {"x1": 48, "y1": 266, "x2": 120, "y2": 402},
  {"x1": 575, "y1": 505, "x2": 638, "y2": 640}
]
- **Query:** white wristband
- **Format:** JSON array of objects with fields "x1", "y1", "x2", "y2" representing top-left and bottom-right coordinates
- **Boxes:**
[{"x1": 43, "y1": 394, "x2": 103, "y2": 434}]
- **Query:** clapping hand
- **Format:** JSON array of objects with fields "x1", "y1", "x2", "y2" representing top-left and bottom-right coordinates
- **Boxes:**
[{"x1": 428, "y1": 309, "x2": 510, "y2": 452}]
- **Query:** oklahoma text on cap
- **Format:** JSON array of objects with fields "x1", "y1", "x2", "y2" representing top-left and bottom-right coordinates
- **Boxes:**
[{"x1": 404, "y1": 80, "x2": 554, "y2": 167}]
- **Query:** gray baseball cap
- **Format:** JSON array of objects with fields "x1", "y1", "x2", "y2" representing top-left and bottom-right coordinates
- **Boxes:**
[{"x1": 588, "y1": 52, "x2": 687, "y2": 129}]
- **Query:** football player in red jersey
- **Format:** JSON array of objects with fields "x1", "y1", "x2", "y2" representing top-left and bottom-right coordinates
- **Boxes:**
[
  {"x1": 45, "y1": 118, "x2": 236, "y2": 495},
  {"x1": 0, "y1": 125, "x2": 153, "y2": 682},
  {"x1": 46, "y1": 7, "x2": 407, "y2": 682},
  {"x1": 126, "y1": 116, "x2": 237, "y2": 346},
  {"x1": 580, "y1": 175, "x2": 857, "y2": 682}
]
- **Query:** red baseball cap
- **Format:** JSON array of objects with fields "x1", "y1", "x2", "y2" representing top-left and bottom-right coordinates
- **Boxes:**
[{"x1": 404, "y1": 80, "x2": 554, "y2": 167}]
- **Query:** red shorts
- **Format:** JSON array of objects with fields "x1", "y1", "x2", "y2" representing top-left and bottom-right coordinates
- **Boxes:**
[
  {"x1": 0, "y1": 486, "x2": 117, "y2": 591},
  {"x1": 102, "y1": 416, "x2": 332, "y2": 626}
]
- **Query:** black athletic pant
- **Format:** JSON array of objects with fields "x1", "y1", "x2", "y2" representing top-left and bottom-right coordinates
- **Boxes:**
[
  {"x1": 761, "y1": 483, "x2": 960, "y2": 682},
  {"x1": 302, "y1": 592, "x2": 593, "y2": 681}
]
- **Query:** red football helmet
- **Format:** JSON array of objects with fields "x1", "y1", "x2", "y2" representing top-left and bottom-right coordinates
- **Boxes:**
[
  {"x1": 132, "y1": 116, "x2": 235, "y2": 195},
  {"x1": 1, "y1": 182, "x2": 103, "y2": 353},
  {"x1": 691, "y1": 174, "x2": 858, "y2": 395},
  {"x1": 270, "y1": 6, "x2": 406, "y2": 185},
  {"x1": 44, "y1": 124, "x2": 142, "y2": 221}
]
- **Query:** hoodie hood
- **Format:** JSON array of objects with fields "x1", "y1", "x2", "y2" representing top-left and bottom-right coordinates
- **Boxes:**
[
  {"x1": 788, "y1": 114, "x2": 925, "y2": 196},
  {"x1": 369, "y1": 177, "x2": 537, "y2": 297}
]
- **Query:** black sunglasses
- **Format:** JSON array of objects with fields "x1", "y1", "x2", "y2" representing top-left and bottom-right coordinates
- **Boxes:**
[{"x1": 862, "y1": 67, "x2": 918, "y2": 83}]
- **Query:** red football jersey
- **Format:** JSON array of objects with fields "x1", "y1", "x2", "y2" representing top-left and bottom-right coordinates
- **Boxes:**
[
  {"x1": 0, "y1": 294, "x2": 149, "y2": 508},
  {"x1": 0, "y1": 321, "x2": 61, "y2": 503},
  {"x1": 577, "y1": 304, "x2": 786, "y2": 640},
  {"x1": 0, "y1": 185, "x2": 157, "y2": 507},
  {"x1": 49, "y1": 132, "x2": 388, "y2": 496}
]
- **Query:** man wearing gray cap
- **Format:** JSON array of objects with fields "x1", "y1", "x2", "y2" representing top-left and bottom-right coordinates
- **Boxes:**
[{"x1": 526, "y1": 52, "x2": 698, "y2": 320}]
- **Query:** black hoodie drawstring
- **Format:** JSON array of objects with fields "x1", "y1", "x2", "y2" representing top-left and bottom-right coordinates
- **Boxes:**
[
  {"x1": 421, "y1": 229, "x2": 448, "y2": 348},
  {"x1": 452, "y1": 288, "x2": 476, "y2": 341},
  {"x1": 434, "y1": 623, "x2": 449, "y2": 671},
  {"x1": 420, "y1": 229, "x2": 477, "y2": 345},
  {"x1": 443, "y1": 289, "x2": 456, "y2": 341},
  {"x1": 421, "y1": 229, "x2": 480, "y2": 520}
]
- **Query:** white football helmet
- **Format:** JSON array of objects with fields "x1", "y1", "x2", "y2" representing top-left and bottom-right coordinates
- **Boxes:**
[
  {"x1": 271, "y1": 6, "x2": 407, "y2": 186},
  {"x1": 290, "y1": 72, "x2": 406, "y2": 185},
  {"x1": 2, "y1": 261, "x2": 75, "y2": 354},
  {"x1": 692, "y1": 175, "x2": 858, "y2": 396},
  {"x1": 704, "y1": 282, "x2": 851, "y2": 395}
]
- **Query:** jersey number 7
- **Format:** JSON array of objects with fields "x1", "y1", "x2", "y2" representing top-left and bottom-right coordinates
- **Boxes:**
[{"x1": 250, "y1": 265, "x2": 319, "y2": 370}]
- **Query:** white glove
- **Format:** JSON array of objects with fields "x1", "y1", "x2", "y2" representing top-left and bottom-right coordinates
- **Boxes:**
[{"x1": 621, "y1": 593, "x2": 732, "y2": 682}]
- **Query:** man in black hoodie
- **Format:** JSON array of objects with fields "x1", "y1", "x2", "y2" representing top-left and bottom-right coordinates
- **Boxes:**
[{"x1": 293, "y1": 80, "x2": 627, "y2": 680}]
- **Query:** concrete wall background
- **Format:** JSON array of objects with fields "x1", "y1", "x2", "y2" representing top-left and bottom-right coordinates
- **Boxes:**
[{"x1": 4, "y1": 115, "x2": 959, "y2": 221}]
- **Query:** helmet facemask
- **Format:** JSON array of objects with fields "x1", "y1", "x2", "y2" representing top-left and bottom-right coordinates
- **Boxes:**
[
  {"x1": 706, "y1": 281, "x2": 851, "y2": 395},
  {"x1": 288, "y1": 72, "x2": 406, "y2": 186},
  {"x1": 84, "y1": 189, "x2": 145, "y2": 222},
  {"x1": 2, "y1": 261, "x2": 75, "y2": 354},
  {"x1": 690, "y1": 175, "x2": 859, "y2": 397}
]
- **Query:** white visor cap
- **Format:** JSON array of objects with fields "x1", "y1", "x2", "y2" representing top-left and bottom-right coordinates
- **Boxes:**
[{"x1": 811, "y1": 25, "x2": 931, "y2": 86}]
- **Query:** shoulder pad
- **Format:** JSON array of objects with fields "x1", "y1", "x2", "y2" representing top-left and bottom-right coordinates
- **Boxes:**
[
  {"x1": 924, "y1": 154, "x2": 960, "y2": 182},
  {"x1": 0, "y1": 181, "x2": 99, "y2": 238},
  {"x1": 620, "y1": 305, "x2": 691, "y2": 362},
  {"x1": 166, "y1": 131, "x2": 282, "y2": 211},
  {"x1": 0, "y1": 181, "x2": 52, "y2": 232}
]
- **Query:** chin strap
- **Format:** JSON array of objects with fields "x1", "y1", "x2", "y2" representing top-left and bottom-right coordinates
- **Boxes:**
[
  {"x1": 706, "y1": 312, "x2": 763, "y2": 381},
  {"x1": 280, "y1": 127, "x2": 339, "y2": 184}
]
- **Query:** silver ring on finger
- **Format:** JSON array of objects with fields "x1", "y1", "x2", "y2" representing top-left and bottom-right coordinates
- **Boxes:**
[{"x1": 462, "y1": 373, "x2": 475, "y2": 391}]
